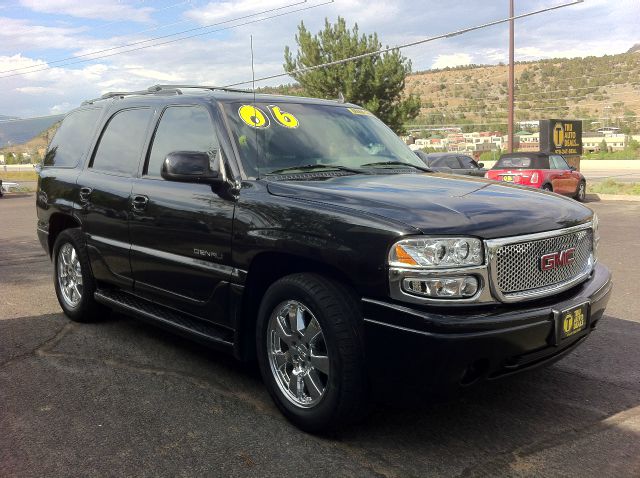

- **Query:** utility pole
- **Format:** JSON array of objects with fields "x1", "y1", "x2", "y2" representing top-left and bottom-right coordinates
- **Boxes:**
[{"x1": 507, "y1": 0, "x2": 515, "y2": 153}]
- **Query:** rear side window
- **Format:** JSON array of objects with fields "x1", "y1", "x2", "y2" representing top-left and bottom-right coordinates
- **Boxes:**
[
  {"x1": 145, "y1": 105, "x2": 218, "y2": 178},
  {"x1": 494, "y1": 156, "x2": 532, "y2": 169},
  {"x1": 43, "y1": 108, "x2": 102, "y2": 167},
  {"x1": 91, "y1": 108, "x2": 151, "y2": 176}
]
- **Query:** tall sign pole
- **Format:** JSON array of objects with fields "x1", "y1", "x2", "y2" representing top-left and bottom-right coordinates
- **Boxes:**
[{"x1": 507, "y1": 0, "x2": 515, "y2": 153}]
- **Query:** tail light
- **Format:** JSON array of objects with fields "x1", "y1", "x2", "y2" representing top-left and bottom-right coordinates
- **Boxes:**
[
  {"x1": 484, "y1": 172, "x2": 489, "y2": 179},
  {"x1": 531, "y1": 172, "x2": 539, "y2": 184}
]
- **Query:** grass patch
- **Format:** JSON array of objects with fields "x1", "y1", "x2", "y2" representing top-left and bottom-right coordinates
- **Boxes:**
[
  {"x1": 582, "y1": 148, "x2": 640, "y2": 160},
  {"x1": 0, "y1": 170, "x2": 38, "y2": 181},
  {"x1": 588, "y1": 179, "x2": 640, "y2": 196}
]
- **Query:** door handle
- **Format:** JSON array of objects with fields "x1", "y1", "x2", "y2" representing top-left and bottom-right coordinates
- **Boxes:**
[
  {"x1": 79, "y1": 187, "x2": 92, "y2": 203},
  {"x1": 131, "y1": 195, "x2": 149, "y2": 211}
]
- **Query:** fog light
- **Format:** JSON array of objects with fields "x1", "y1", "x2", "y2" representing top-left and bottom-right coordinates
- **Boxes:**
[{"x1": 403, "y1": 276, "x2": 479, "y2": 299}]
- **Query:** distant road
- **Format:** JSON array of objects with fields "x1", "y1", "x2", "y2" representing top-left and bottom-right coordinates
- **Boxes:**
[{"x1": 582, "y1": 170, "x2": 640, "y2": 183}]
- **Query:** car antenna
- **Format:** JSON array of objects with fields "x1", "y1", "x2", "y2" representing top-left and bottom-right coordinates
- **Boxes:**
[{"x1": 250, "y1": 34, "x2": 261, "y2": 180}]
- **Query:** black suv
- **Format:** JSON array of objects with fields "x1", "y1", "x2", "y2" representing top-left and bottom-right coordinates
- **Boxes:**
[{"x1": 37, "y1": 85, "x2": 612, "y2": 432}]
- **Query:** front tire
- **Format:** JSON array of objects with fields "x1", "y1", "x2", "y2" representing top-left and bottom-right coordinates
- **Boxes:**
[
  {"x1": 541, "y1": 183, "x2": 553, "y2": 192},
  {"x1": 53, "y1": 228, "x2": 107, "y2": 322},
  {"x1": 256, "y1": 273, "x2": 369, "y2": 432}
]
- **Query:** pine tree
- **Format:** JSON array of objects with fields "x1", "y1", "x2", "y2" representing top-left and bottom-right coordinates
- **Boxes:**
[{"x1": 284, "y1": 17, "x2": 420, "y2": 133}]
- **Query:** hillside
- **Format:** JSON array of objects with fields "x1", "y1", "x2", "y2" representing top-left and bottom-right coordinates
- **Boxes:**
[
  {"x1": 405, "y1": 51, "x2": 640, "y2": 132},
  {"x1": 0, "y1": 114, "x2": 64, "y2": 149},
  {"x1": 0, "y1": 122, "x2": 59, "y2": 157}
]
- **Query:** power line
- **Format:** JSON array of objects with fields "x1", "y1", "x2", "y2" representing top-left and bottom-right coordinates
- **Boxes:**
[
  {"x1": 223, "y1": 0, "x2": 584, "y2": 88},
  {"x1": 0, "y1": 0, "x2": 309, "y2": 76},
  {"x1": 87, "y1": 0, "x2": 196, "y2": 34}
]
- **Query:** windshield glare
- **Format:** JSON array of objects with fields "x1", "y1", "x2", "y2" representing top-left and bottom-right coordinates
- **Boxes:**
[{"x1": 222, "y1": 101, "x2": 423, "y2": 177}]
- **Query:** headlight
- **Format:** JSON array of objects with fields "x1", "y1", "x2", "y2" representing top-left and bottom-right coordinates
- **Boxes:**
[
  {"x1": 592, "y1": 213, "x2": 600, "y2": 262},
  {"x1": 389, "y1": 237, "x2": 484, "y2": 268}
]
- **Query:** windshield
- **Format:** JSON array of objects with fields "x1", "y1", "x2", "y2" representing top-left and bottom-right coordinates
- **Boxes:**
[
  {"x1": 222, "y1": 101, "x2": 424, "y2": 177},
  {"x1": 494, "y1": 156, "x2": 533, "y2": 169}
]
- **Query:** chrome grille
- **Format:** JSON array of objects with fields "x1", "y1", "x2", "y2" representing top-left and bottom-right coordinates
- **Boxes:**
[{"x1": 493, "y1": 228, "x2": 593, "y2": 297}]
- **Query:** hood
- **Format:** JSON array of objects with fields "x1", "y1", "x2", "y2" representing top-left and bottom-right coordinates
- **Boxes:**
[{"x1": 266, "y1": 173, "x2": 593, "y2": 239}]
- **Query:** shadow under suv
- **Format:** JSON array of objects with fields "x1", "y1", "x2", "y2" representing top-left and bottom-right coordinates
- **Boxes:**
[{"x1": 37, "y1": 85, "x2": 612, "y2": 432}]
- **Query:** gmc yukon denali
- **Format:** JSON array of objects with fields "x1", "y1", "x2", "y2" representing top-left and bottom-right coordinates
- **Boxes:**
[{"x1": 36, "y1": 85, "x2": 612, "y2": 432}]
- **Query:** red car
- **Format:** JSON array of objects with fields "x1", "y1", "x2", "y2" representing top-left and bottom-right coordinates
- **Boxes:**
[{"x1": 485, "y1": 152, "x2": 586, "y2": 201}]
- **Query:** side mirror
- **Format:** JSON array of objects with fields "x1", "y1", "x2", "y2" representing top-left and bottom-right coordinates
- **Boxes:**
[
  {"x1": 161, "y1": 151, "x2": 222, "y2": 184},
  {"x1": 569, "y1": 166, "x2": 576, "y2": 171},
  {"x1": 478, "y1": 162, "x2": 485, "y2": 168}
]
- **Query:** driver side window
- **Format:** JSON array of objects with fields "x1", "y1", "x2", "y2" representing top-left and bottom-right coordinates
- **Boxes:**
[
  {"x1": 146, "y1": 105, "x2": 219, "y2": 178},
  {"x1": 458, "y1": 156, "x2": 477, "y2": 169},
  {"x1": 443, "y1": 156, "x2": 461, "y2": 169},
  {"x1": 550, "y1": 155, "x2": 569, "y2": 170}
]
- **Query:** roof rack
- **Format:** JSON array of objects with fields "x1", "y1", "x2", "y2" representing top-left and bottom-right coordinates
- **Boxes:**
[
  {"x1": 81, "y1": 84, "x2": 249, "y2": 105},
  {"x1": 149, "y1": 84, "x2": 250, "y2": 94}
]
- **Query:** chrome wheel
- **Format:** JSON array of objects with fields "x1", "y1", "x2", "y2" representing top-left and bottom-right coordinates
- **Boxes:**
[
  {"x1": 57, "y1": 243, "x2": 83, "y2": 308},
  {"x1": 267, "y1": 300, "x2": 330, "y2": 408},
  {"x1": 578, "y1": 182, "x2": 586, "y2": 201}
]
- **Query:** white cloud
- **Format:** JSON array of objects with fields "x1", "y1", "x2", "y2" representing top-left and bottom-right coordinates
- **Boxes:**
[
  {"x1": 15, "y1": 86, "x2": 59, "y2": 94},
  {"x1": 19, "y1": 0, "x2": 153, "y2": 22},
  {"x1": 431, "y1": 53, "x2": 472, "y2": 69},
  {"x1": 0, "y1": 17, "x2": 86, "y2": 54},
  {"x1": 50, "y1": 102, "x2": 73, "y2": 114},
  {"x1": 123, "y1": 66, "x2": 185, "y2": 82},
  {"x1": 186, "y1": 0, "x2": 297, "y2": 24}
]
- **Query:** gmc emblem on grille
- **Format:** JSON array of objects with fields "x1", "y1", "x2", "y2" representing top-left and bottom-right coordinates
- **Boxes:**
[{"x1": 540, "y1": 247, "x2": 576, "y2": 271}]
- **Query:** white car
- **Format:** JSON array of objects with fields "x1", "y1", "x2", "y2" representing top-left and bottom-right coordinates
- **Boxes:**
[{"x1": 0, "y1": 179, "x2": 20, "y2": 196}]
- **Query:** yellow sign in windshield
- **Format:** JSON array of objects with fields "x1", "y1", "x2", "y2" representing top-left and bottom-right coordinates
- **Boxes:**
[
  {"x1": 347, "y1": 107, "x2": 373, "y2": 116},
  {"x1": 238, "y1": 104, "x2": 300, "y2": 129}
]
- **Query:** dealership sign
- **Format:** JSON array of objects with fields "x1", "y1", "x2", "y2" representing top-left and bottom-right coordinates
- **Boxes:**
[{"x1": 539, "y1": 119, "x2": 582, "y2": 155}]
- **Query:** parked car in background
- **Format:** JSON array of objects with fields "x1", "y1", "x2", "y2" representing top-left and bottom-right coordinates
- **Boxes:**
[
  {"x1": 485, "y1": 152, "x2": 586, "y2": 201},
  {"x1": 415, "y1": 151, "x2": 487, "y2": 177},
  {"x1": 0, "y1": 179, "x2": 20, "y2": 196}
]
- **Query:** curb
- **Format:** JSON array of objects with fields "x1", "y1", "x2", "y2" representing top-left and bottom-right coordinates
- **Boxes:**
[{"x1": 586, "y1": 193, "x2": 640, "y2": 202}]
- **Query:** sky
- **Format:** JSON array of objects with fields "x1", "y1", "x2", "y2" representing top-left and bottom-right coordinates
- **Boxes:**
[{"x1": 0, "y1": 0, "x2": 638, "y2": 118}]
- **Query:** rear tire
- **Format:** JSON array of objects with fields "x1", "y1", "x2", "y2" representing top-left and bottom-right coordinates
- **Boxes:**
[
  {"x1": 256, "y1": 273, "x2": 369, "y2": 432},
  {"x1": 541, "y1": 183, "x2": 553, "y2": 192},
  {"x1": 575, "y1": 180, "x2": 586, "y2": 202},
  {"x1": 53, "y1": 228, "x2": 108, "y2": 322}
]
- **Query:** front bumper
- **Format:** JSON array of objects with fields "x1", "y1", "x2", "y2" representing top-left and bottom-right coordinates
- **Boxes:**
[{"x1": 363, "y1": 263, "x2": 612, "y2": 388}]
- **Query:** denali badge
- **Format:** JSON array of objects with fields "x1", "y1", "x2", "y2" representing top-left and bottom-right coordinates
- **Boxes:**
[
  {"x1": 194, "y1": 248, "x2": 223, "y2": 260},
  {"x1": 540, "y1": 247, "x2": 576, "y2": 271}
]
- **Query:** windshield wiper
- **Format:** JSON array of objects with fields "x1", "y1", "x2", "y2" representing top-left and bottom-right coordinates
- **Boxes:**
[
  {"x1": 360, "y1": 161, "x2": 433, "y2": 172},
  {"x1": 265, "y1": 164, "x2": 364, "y2": 175}
]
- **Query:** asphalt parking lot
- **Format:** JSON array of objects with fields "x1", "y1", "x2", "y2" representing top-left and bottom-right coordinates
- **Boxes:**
[{"x1": 1, "y1": 193, "x2": 639, "y2": 477}]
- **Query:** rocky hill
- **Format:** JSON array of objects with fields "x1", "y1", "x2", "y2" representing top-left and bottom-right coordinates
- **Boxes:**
[{"x1": 405, "y1": 51, "x2": 640, "y2": 132}]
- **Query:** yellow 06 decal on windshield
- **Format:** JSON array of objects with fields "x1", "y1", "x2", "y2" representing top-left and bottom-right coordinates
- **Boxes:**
[
  {"x1": 238, "y1": 105, "x2": 270, "y2": 128},
  {"x1": 268, "y1": 105, "x2": 299, "y2": 128}
]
